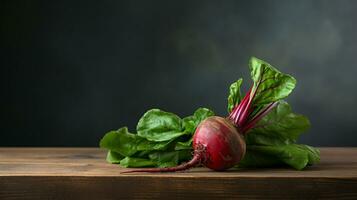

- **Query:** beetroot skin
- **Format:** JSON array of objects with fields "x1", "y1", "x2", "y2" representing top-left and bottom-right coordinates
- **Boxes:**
[{"x1": 193, "y1": 116, "x2": 245, "y2": 171}]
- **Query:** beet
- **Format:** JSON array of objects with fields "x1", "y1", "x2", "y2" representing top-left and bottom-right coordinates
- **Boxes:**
[
  {"x1": 121, "y1": 88, "x2": 277, "y2": 173},
  {"x1": 116, "y1": 57, "x2": 299, "y2": 173},
  {"x1": 122, "y1": 116, "x2": 245, "y2": 173},
  {"x1": 193, "y1": 116, "x2": 246, "y2": 171}
]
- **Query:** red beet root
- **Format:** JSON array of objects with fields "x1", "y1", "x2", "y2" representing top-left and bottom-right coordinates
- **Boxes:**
[{"x1": 193, "y1": 116, "x2": 246, "y2": 171}]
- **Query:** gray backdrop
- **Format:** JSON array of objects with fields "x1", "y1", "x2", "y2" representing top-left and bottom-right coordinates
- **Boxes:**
[{"x1": 2, "y1": 0, "x2": 356, "y2": 146}]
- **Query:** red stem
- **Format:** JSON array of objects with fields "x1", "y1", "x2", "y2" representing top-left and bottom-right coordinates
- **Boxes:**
[
  {"x1": 229, "y1": 88, "x2": 251, "y2": 123},
  {"x1": 235, "y1": 93, "x2": 250, "y2": 125},
  {"x1": 237, "y1": 84, "x2": 259, "y2": 127},
  {"x1": 121, "y1": 154, "x2": 201, "y2": 173},
  {"x1": 241, "y1": 101, "x2": 278, "y2": 133},
  {"x1": 229, "y1": 75, "x2": 277, "y2": 133}
]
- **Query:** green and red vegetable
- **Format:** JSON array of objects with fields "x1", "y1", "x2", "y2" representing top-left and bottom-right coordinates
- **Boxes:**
[{"x1": 100, "y1": 57, "x2": 319, "y2": 172}]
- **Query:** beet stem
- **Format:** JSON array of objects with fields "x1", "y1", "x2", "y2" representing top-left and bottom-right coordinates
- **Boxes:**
[
  {"x1": 229, "y1": 88, "x2": 251, "y2": 125},
  {"x1": 235, "y1": 91, "x2": 251, "y2": 125},
  {"x1": 241, "y1": 101, "x2": 278, "y2": 133},
  {"x1": 121, "y1": 154, "x2": 201, "y2": 173},
  {"x1": 237, "y1": 93, "x2": 254, "y2": 126},
  {"x1": 229, "y1": 75, "x2": 271, "y2": 131}
]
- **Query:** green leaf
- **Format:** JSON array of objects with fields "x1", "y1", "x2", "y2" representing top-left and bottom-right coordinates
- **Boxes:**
[
  {"x1": 148, "y1": 151, "x2": 179, "y2": 167},
  {"x1": 182, "y1": 107, "x2": 215, "y2": 134},
  {"x1": 245, "y1": 101, "x2": 311, "y2": 146},
  {"x1": 132, "y1": 150, "x2": 153, "y2": 158},
  {"x1": 296, "y1": 144, "x2": 320, "y2": 165},
  {"x1": 137, "y1": 109, "x2": 186, "y2": 142},
  {"x1": 245, "y1": 144, "x2": 320, "y2": 170},
  {"x1": 175, "y1": 138, "x2": 193, "y2": 150},
  {"x1": 249, "y1": 57, "x2": 296, "y2": 105},
  {"x1": 106, "y1": 150, "x2": 124, "y2": 164},
  {"x1": 99, "y1": 127, "x2": 138, "y2": 156},
  {"x1": 238, "y1": 150, "x2": 281, "y2": 168},
  {"x1": 120, "y1": 157, "x2": 156, "y2": 168},
  {"x1": 227, "y1": 78, "x2": 243, "y2": 113},
  {"x1": 118, "y1": 150, "x2": 192, "y2": 168},
  {"x1": 100, "y1": 108, "x2": 213, "y2": 167},
  {"x1": 149, "y1": 150, "x2": 192, "y2": 167},
  {"x1": 136, "y1": 138, "x2": 174, "y2": 151},
  {"x1": 177, "y1": 108, "x2": 214, "y2": 151},
  {"x1": 241, "y1": 101, "x2": 318, "y2": 170},
  {"x1": 191, "y1": 107, "x2": 215, "y2": 124},
  {"x1": 100, "y1": 127, "x2": 174, "y2": 157}
]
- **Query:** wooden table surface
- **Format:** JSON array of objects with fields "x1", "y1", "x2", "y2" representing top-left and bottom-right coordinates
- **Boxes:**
[{"x1": 0, "y1": 147, "x2": 356, "y2": 199}]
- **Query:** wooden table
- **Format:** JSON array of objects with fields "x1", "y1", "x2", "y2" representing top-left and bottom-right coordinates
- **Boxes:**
[{"x1": 0, "y1": 148, "x2": 356, "y2": 199}]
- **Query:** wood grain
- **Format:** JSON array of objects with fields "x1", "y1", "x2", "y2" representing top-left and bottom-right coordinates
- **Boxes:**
[{"x1": 0, "y1": 148, "x2": 356, "y2": 199}]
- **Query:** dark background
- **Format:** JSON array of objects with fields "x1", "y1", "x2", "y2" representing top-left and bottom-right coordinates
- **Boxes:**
[{"x1": 1, "y1": 0, "x2": 356, "y2": 147}]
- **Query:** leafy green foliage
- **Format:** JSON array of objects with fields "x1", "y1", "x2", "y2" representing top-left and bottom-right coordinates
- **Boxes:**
[
  {"x1": 119, "y1": 157, "x2": 156, "y2": 168},
  {"x1": 99, "y1": 108, "x2": 214, "y2": 167},
  {"x1": 175, "y1": 138, "x2": 193, "y2": 150},
  {"x1": 227, "y1": 78, "x2": 243, "y2": 113},
  {"x1": 224, "y1": 57, "x2": 319, "y2": 170},
  {"x1": 99, "y1": 127, "x2": 173, "y2": 157},
  {"x1": 240, "y1": 101, "x2": 319, "y2": 170},
  {"x1": 106, "y1": 150, "x2": 124, "y2": 164},
  {"x1": 240, "y1": 144, "x2": 320, "y2": 170},
  {"x1": 227, "y1": 58, "x2": 296, "y2": 131},
  {"x1": 137, "y1": 109, "x2": 185, "y2": 142},
  {"x1": 182, "y1": 108, "x2": 215, "y2": 134},
  {"x1": 99, "y1": 127, "x2": 138, "y2": 157},
  {"x1": 249, "y1": 57, "x2": 296, "y2": 106},
  {"x1": 149, "y1": 150, "x2": 192, "y2": 167},
  {"x1": 245, "y1": 101, "x2": 311, "y2": 146}
]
